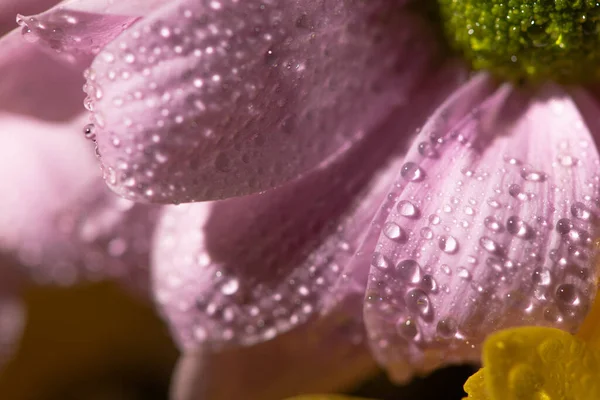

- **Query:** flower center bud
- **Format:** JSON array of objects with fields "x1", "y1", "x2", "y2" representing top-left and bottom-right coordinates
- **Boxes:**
[{"x1": 437, "y1": 0, "x2": 600, "y2": 84}]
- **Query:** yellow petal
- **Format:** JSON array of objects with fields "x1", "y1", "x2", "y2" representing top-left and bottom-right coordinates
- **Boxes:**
[
  {"x1": 462, "y1": 369, "x2": 490, "y2": 400},
  {"x1": 481, "y1": 327, "x2": 600, "y2": 400}
]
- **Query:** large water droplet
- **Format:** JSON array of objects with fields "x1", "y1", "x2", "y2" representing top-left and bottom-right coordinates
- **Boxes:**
[
  {"x1": 436, "y1": 318, "x2": 457, "y2": 338},
  {"x1": 396, "y1": 318, "x2": 419, "y2": 339},
  {"x1": 556, "y1": 218, "x2": 573, "y2": 235},
  {"x1": 372, "y1": 252, "x2": 391, "y2": 270},
  {"x1": 417, "y1": 141, "x2": 438, "y2": 158},
  {"x1": 396, "y1": 259, "x2": 422, "y2": 284},
  {"x1": 532, "y1": 267, "x2": 551, "y2": 286},
  {"x1": 484, "y1": 216, "x2": 504, "y2": 232},
  {"x1": 571, "y1": 202, "x2": 593, "y2": 221},
  {"x1": 438, "y1": 235, "x2": 459, "y2": 254},
  {"x1": 508, "y1": 184, "x2": 528, "y2": 201},
  {"x1": 555, "y1": 284, "x2": 580, "y2": 305},
  {"x1": 383, "y1": 222, "x2": 404, "y2": 241},
  {"x1": 521, "y1": 168, "x2": 547, "y2": 182},
  {"x1": 401, "y1": 162, "x2": 425, "y2": 182},
  {"x1": 506, "y1": 216, "x2": 534, "y2": 239},
  {"x1": 480, "y1": 236, "x2": 503, "y2": 255},
  {"x1": 83, "y1": 124, "x2": 96, "y2": 140},
  {"x1": 397, "y1": 200, "x2": 419, "y2": 218},
  {"x1": 221, "y1": 278, "x2": 240, "y2": 296},
  {"x1": 420, "y1": 227, "x2": 433, "y2": 240},
  {"x1": 405, "y1": 288, "x2": 431, "y2": 316}
]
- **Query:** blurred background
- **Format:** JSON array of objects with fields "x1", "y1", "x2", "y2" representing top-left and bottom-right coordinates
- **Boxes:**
[{"x1": 0, "y1": 283, "x2": 475, "y2": 400}]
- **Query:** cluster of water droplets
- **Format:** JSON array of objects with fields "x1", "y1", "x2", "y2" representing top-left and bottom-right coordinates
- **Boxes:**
[
  {"x1": 81, "y1": 0, "x2": 434, "y2": 203},
  {"x1": 364, "y1": 92, "x2": 600, "y2": 378},
  {"x1": 16, "y1": 9, "x2": 133, "y2": 63}
]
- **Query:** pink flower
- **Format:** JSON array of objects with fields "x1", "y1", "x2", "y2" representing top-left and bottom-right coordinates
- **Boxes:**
[{"x1": 1, "y1": 0, "x2": 600, "y2": 398}]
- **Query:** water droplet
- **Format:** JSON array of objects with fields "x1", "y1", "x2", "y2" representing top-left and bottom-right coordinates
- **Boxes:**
[
  {"x1": 221, "y1": 278, "x2": 239, "y2": 296},
  {"x1": 400, "y1": 162, "x2": 425, "y2": 182},
  {"x1": 397, "y1": 200, "x2": 419, "y2": 218},
  {"x1": 421, "y1": 274, "x2": 437, "y2": 293},
  {"x1": 557, "y1": 154, "x2": 578, "y2": 167},
  {"x1": 83, "y1": 124, "x2": 96, "y2": 140},
  {"x1": 532, "y1": 268, "x2": 551, "y2": 286},
  {"x1": 441, "y1": 264, "x2": 452, "y2": 275},
  {"x1": 438, "y1": 235, "x2": 459, "y2": 254},
  {"x1": 429, "y1": 214, "x2": 441, "y2": 225},
  {"x1": 480, "y1": 236, "x2": 503, "y2": 255},
  {"x1": 555, "y1": 284, "x2": 580, "y2": 305},
  {"x1": 571, "y1": 202, "x2": 593, "y2": 221},
  {"x1": 405, "y1": 288, "x2": 431, "y2": 316},
  {"x1": 372, "y1": 252, "x2": 391, "y2": 270},
  {"x1": 484, "y1": 216, "x2": 504, "y2": 232},
  {"x1": 436, "y1": 318, "x2": 457, "y2": 338},
  {"x1": 420, "y1": 227, "x2": 433, "y2": 240},
  {"x1": 396, "y1": 259, "x2": 422, "y2": 284},
  {"x1": 509, "y1": 184, "x2": 528, "y2": 201},
  {"x1": 458, "y1": 267, "x2": 471, "y2": 280},
  {"x1": 383, "y1": 222, "x2": 404, "y2": 241},
  {"x1": 556, "y1": 218, "x2": 573, "y2": 235},
  {"x1": 396, "y1": 318, "x2": 419, "y2": 339},
  {"x1": 506, "y1": 216, "x2": 534, "y2": 239},
  {"x1": 521, "y1": 168, "x2": 547, "y2": 182},
  {"x1": 417, "y1": 141, "x2": 438, "y2": 158}
]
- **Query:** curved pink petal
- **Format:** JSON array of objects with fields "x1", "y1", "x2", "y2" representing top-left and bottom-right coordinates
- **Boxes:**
[
  {"x1": 363, "y1": 78, "x2": 600, "y2": 381},
  {"x1": 0, "y1": 114, "x2": 159, "y2": 292},
  {"x1": 170, "y1": 313, "x2": 375, "y2": 400},
  {"x1": 87, "y1": 0, "x2": 442, "y2": 203},
  {"x1": 151, "y1": 64, "x2": 467, "y2": 350}
]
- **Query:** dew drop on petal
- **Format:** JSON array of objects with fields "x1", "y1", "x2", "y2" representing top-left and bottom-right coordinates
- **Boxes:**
[
  {"x1": 396, "y1": 318, "x2": 419, "y2": 339},
  {"x1": 405, "y1": 288, "x2": 431, "y2": 316},
  {"x1": 555, "y1": 284, "x2": 580, "y2": 306},
  {"x1": 383, "y1": 222, "x2": 404, "y2": 241},
  {"x1": 506, "y1": 216, "x2": 534, "y2": 239},
  {"x1": 400, "y1": 162, "x2": 425, "y2": 182},
  {"x1": 436, "y1": 317, "x2": 457, "y2": 338},
  {"x1": 438, "y1": 235, "x2": 459, "y2": 254},
  {"x1": 396, "y1": 259, "x2": 422, "y2": 284},
  {"x1": 397, "y1": 200, "x2": 419, "y2": 218},
  {"x1": 484, "y1": 216, "x2": 504, "y2": 232},
  {"x1": 556, "y1": 218, "x2": 573, "y2": 235},
  {"x1": 571, "y1": 202, "x2": 593, "y2": 221}
]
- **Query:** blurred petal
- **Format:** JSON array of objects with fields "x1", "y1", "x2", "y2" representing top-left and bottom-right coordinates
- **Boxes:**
[
  {"x1": 0, "y1": 114, "x2": 159, "y2": 292},
  {"x1": 152, "y1": 64, "x2": 466, "y2": 349},
  {"x1": 0, "y1": 31, "x2": 84, "y2": 121},
  {"x1": 171, "y1": 313, "x2": 376, "y2": 400},
  {"x1": 0, "y1": 0, "x2": 60, "y2": 35},
  {"x1": 88, "y1": 0, "x2": 442, "y2": 203},
  {"x1": 0, "y1": 264, "x2": 25, "y2": 369},
  {"x1": 476, "y1": 327, "x2": 600, "y2": 399},
  {"x1": 364, "y1": 79, "x2": 600, "y2": 381}
]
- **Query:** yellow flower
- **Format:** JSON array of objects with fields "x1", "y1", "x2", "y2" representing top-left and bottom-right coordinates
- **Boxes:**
[{"x1": 464, "y1": 287, "x2": 600, "y2": 400}]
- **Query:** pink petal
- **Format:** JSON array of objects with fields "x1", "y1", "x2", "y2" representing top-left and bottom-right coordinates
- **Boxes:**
[
  {"x1": 0, "y1": 0, "x2": 60, "y2": 35},
  {"x1": 87, "y1": 0, "x2": 442, "y2": 203},
  {"x1": 151, "y1": 64, "x2": 467, "y2": 350},
  {"x1": 14, "y1": 5, "x2": 138, "y2": 64},
  {"x1": 170, "y1": 313, "x2": 375, "y2": 400},
  {"x1": 0, "y1": 31, "x2": 84, "y2": 121},
  {"x1": 0, "y1": 114, "x2": 159, "y2": 292},
  {"x1": 363, "y1": 78, "x2": 600, "y2": 381}
]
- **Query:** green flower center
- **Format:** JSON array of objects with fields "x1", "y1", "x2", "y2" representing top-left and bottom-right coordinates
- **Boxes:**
[{"x1": 437, "y1": 0, "x2": 600, "y2": 84}]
